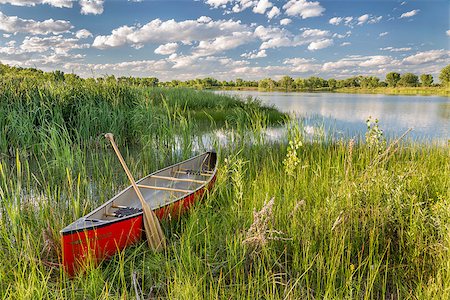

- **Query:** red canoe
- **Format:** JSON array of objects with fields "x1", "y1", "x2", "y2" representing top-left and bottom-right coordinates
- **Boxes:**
[{"x1": 61, "y1": 151, "x2": 217, "y2": 276}]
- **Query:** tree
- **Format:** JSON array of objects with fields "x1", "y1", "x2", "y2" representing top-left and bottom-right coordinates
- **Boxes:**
[
  {"x1": 258, "y1": 78, "x2": 277, "y2": 90},
  {"x1": 420, "y1": 74, "x2": 433, "y2": 87},
  {"x1": 439, "y1": 65, "x2": 450, "y2": 86},
  {"x1": 278, "y1": 75, "x2": 294, "y2": 91},
  {"x1": 398, "y1": 73, "x2": 419, "y2": 87},
  {"x1": 294, "y1": 78, "x2": 305, "y2": 89},
  {"x1": 385, "y1": 72, "x2": 401, "y2": 87},
  {"x1": 360, "y1": 76, "x2": 380, "y2": 88},
  {"x1": 327, "y1": 78, "x2": 337, "y2": 89}
]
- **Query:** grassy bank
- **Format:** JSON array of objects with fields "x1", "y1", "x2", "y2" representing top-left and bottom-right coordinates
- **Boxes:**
[
  {"x1": 0, "y1": 77, "x2": 449, "y2": 299},
  {"x1": 335, "y1": 86, "x2": 450, "y2": 96},
  {"x1": 216, "y1": 86, "x2": 450, "y2": 96},
  {"x1": 0, "y1": 78, "x2": 284, "y2": 156}
]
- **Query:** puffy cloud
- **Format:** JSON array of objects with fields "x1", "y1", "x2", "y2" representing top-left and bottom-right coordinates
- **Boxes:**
[
  {"x1": 252, "y1": 0, "x2": 272, "y2": 14},
  {"x1": 379, "y1": 46, "x2": 411, "y2": 52},
  {"x1": 20, "y1": 35, "x2": 89, "y2": 54},
  {"x1": 322, "y1": 55, "x2": 397, "y2": 71},
  {"x1": 283, "y1": 57, "x2": 318, "y2": 72},
  {"x1": 75, "y1": 29, "x2": 92, "y2": 39},
  {"x1": 379, "y1": 32, "x2": 389, "y2": 37},
  {"x1": 340, "y1": 42, "x2": 351, "y2": 46},
  {"x1": 447, "y1": 30, "x2": 450, "y2": 37},
  {"x1": 283, "y1": 0, "x2": 325, "y2": 19},
  {"x1": 402, "y1": 49, "x2": 449, "y2": 65},
  {"x1": 357, "y1": 14, "x2": 369, "y2": 25},
  {"x1": 92, "y1": 17, "x2": 249, "y2": 49},
  {"x1": 280, "y1": 18, "x2": 292, "y2": 25},
  {"x1": 307, "y1": 38, "x2": 333, "y2": 51},
  {"x1": 329, "y1": 17, "x2": 343, "y2": 25},
  {"x1": 204, "y1": 0, "x2": 231, "y2": 8},
  {"x1": 255, "y1": 25, "x2": 297, "y2": 49},
  {"x1": 193, "y1": 31, "x2": 254, "y2": 56},
  {"x1": 241, "y1": 49, "x2": 267, "y2": 59},
  {"x1": 331, "y1": 14, "x2": 380, "y2": 27},
  {"x1": 80, "y1": 0, "x2": 104, "y2": 15},
  {"x1": 0, "y1": 0, "x2": 74, "y2": 8},
  {"x1": 357, "y1": 14, "x2": 381, "y2": 25},
  {"x1": 400, "y1": 9, "x2": 419, "y2": 18},
  {"x1": 0, "y1": 11, "x2": 72, "y2": 35},
  {"x1": 267, "y1": 6, "x2": 280, "y2": 19},
  {"x1": 302, "y1": 28, "x2": 329, "y2": 38},
  {"x1": 154, "y1": 42, "x2": 178, "y2": 55}
]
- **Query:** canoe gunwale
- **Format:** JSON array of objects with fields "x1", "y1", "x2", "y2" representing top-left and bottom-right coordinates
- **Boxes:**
[{"x1": 60, "y1": 151, "x2": 217, "y2": 236}]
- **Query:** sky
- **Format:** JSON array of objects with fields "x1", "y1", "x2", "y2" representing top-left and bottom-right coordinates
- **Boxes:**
[{"x1": 0, "y1": 0, "x2": 449, "y2": 81}]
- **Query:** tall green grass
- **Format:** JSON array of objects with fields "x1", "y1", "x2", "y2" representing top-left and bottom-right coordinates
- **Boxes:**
[{"x1": 0, "y1": 77, "x2": 448, "y2": 299}]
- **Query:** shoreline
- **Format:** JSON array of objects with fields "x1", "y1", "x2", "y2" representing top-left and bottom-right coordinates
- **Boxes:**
[{"x1": 213, "y1": 86, "x2": 450, "y2": 97}]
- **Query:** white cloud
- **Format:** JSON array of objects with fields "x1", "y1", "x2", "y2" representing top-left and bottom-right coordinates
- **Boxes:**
[
  {"x1": 154, "y1": 42, "x2": 178, "y2": 55},
  {"x1": 231, "y1": 0, "x2": 256, "y2": 13},
  {"x1": 80, "y1": 0, "x2": 104, "y2": 15},
  {"x1": 401, "y1": 1, "x2": 407, "y2": 5},
  {"x1": 329, "y1": 17, "x2": 343, "y2": 25},
  {"x1": 379, "y1": 31, "x2": 389, "y2": 37},
  {"x1": 252, "y1": 0, "x2": 272, "y2": 14},
  {"x1": 283, "y1": 0, "x2": 325, "y2": 19},
  {"x1": 446, "y1": 30, "x2": 450, "y2": 37},
  {"x1": 92, "y1": 17, "x2": 249, "y2": 49},
  {"x1": 307, "y1": 38, "x2": 333, "y2": 51},
  {"x1": 357, "y1": 14, "x2": 369, "y2": 25},
  {"x1": 255, "y1": 25, "x2": 296, "y2": 49},
  {"x1": 280, "y1": 18, "x2": 291, "y2": 25},
  {"x1": 267, "y1": 6, "x2": 280, "y2": 19},
  {"x1": 380, "y1": 46, "x2": 411, "y2": 52},
  {"x1": 322, "y1": 55, "x2": 397, "y2": 71},
  {"x1": 0, "y1": 12, "x2": 72, "y2": 35},
  {"x1": 302, "y1": 28, "x2": 330, "y2": 38},
  {"x1": 330, "y1": 14, "x2": 381, "y2": 27},
  {"x1": 0, "y1": 0, "x2": 74, "y2": 8},
  {"x1": 20, "y1": 35, "x2": 89, "y2": 54},
  {"x1": 340, "y1": 42, "x2": 351, "y2": 46},
  {"x1": 400, "y1": 9, "x2": 419, "y2": 18},
  {"x1": 193, "y1": 31, "x2": 254, "y2": 56},
  {"x1": 357, "y1": 14, "x2": 381, "y2": 25},
  {"x1": 283, "y1": 57, "x2": 318, "y2": 72},
  {"x1": 402, "y1": 49, "x2": 449, "y2": 65},
  {"x1": 75, "y1": 29, "x2": 92, "y2": 39},
  {"x1": 204, "y1": 0, "x2": 230, "y2": 8},
  {"x1": 241, "y1": 49, "x2": 267, "y2": 59}
]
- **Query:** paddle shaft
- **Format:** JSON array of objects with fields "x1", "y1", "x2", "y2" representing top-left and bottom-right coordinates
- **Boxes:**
[{"x1": 105, "y1": 133, "x2": 166, "y2": 250}]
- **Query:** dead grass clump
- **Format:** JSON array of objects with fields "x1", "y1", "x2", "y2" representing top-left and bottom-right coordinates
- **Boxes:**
[{"x1": 243, "y1": 197, "x2": 287, "y2": 253}]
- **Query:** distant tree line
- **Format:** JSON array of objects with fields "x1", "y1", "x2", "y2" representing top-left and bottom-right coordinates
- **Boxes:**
[{"x1": 1, "y1": 62, "x2": 449, "y2": 91}]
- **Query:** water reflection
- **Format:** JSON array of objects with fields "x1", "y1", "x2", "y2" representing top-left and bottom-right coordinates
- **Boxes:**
[{"x1": 217, "y1": 91, "x2": 450, "y2": 142}]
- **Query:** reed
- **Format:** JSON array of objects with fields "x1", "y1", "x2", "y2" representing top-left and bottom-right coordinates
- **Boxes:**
[{"x1": 0, "y1": 75, "x2": 448, "y2": 299}]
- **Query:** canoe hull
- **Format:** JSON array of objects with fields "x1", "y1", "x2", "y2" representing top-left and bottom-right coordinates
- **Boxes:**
[
  {"x1": 62, "y1": 178, "x2": 214, "y2": 276},
  {"x1": 61, "y1": 151, "x2": 217, "y2": 276}
]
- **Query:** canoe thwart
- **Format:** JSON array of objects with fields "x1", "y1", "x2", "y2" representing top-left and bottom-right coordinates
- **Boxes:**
[
  {"x1": 137, "y1": 184, "x2": 193, "y2": 193},
  {"x1": 174, "y1": 170, "x2": 211, "y2": 177},
  {"x1": 151, "y1": 175, "x2": 206, "y2": 184}
]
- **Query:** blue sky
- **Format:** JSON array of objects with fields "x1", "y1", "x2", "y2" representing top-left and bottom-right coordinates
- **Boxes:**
[{"x1": 0, "y1": 0, "x2": 448, "y2": 80}]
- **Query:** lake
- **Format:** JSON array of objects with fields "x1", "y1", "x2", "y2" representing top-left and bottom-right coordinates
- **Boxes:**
[{"x1": 216, "y1": 91, "x2": 450, "y2": 143}]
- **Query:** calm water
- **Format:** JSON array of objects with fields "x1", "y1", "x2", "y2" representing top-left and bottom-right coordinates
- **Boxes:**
[{"x1": 217, "y1": 91, "x2": 450, "y2": 142}]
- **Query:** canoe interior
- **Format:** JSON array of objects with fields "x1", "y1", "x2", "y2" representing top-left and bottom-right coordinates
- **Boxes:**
[{"x1": 61, "y1": 151, "x2": 217, "y2": 234}]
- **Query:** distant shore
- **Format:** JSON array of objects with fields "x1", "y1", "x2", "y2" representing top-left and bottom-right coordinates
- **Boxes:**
[{"x1": 215, "y1": 86, "x2": 450, "y2": 97}]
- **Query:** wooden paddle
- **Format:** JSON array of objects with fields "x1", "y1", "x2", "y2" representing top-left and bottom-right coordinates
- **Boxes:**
[{"x1": 105, "y1": 133, "x2": 166, "y2": 250}]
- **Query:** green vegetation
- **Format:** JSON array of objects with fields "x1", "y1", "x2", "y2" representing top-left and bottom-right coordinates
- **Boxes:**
[{"x1": 0, "y1": 65, "x2": 449, "y2": 299}]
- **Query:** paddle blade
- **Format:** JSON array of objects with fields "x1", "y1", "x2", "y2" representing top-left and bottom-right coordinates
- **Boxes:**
[{"x1": 141, "y1": 202, "x2": 166, "y2": 250}]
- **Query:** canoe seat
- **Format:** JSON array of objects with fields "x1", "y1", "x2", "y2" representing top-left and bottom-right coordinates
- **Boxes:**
[{"x1": 107, "y1": 206, "x2": 142, "y2": 218}]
